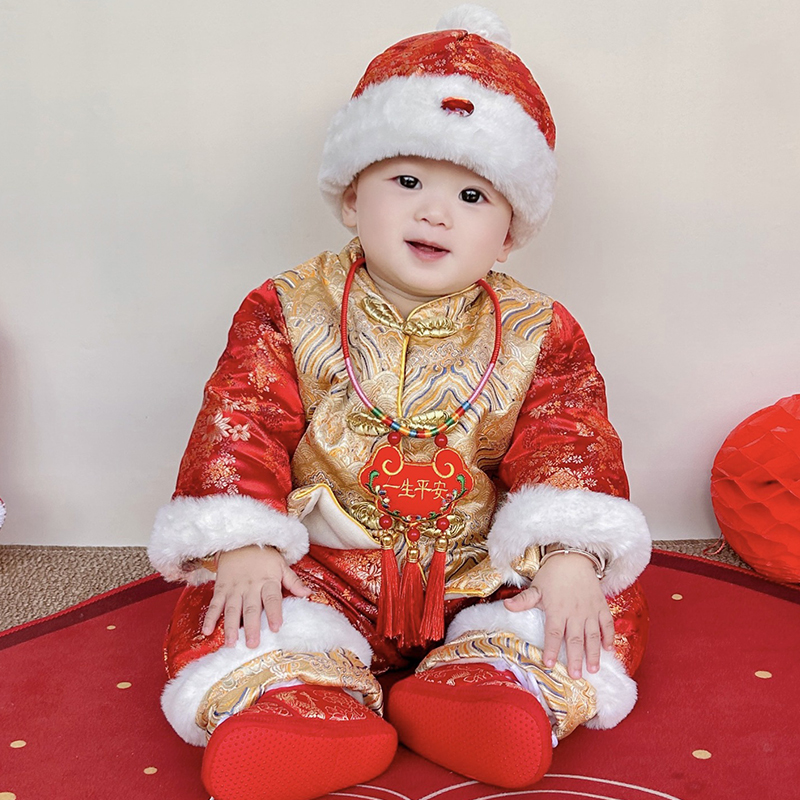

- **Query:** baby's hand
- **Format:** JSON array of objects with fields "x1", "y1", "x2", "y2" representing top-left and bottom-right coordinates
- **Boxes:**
[
  {"x1": 201, "y1": 545, "x2": 312, "y2": 649},
  {"x1": 503, "y1": 552, "x2": 615, "y2": 679}
]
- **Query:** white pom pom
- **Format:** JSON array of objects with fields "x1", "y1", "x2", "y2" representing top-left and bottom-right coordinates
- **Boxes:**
[
  {"x1": 437, "y1": 4, "x2": 511, "y2": 48},
  {"x1": 0, "y1": 499, "x2": 5, "y2": 529}
]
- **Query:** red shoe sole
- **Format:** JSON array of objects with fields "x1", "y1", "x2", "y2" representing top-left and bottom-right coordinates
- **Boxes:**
[
  {"x1": 202, "y1": 711, "x2": 397, "y2": 800},
  {"x1": 389, "y1": 676, "x2": 553, "y2": 788}
]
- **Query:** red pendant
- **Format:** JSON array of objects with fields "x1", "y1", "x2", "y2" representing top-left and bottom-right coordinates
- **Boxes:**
[
  {"x1": 360, "y1": 443, "x2": 473, "y2": 649},
  {"x1": 359, "y1": 444, "x2": 474, "y2": 521}
]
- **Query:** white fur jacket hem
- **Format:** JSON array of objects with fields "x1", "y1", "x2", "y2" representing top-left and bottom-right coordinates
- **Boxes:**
[
  {"x1": 488, "y1": 484, "x2": 651, "y2": 596},
  {"x1": 148, "y1": 494, "x2": 309, "y2": 584}
]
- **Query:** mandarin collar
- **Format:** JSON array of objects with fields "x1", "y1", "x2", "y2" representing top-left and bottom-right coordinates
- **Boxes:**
[{"x1": 338, "y1": 238, "x2": 487, "y2": 337}]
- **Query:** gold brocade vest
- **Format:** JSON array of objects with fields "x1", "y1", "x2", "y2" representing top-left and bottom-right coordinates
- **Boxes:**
[{"x1": 273, "y1": 240, "x2": 554, "y2": 596}]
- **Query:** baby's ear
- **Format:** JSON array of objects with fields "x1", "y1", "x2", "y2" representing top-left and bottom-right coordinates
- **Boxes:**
[
  {"x1": 341, "y1": 182, "x2": 358, "y2": 227},
  {"x1": 495, "y1": 228, "x2": 514, "y2": 264}
]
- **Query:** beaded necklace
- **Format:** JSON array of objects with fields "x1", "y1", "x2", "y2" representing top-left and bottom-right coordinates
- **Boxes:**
[
  {"x1": 341, "y1": 257, "x2": 503, "y2": 649},
  {"x1": 341, "y1": 258, "x2": 503, "y2": 438}
]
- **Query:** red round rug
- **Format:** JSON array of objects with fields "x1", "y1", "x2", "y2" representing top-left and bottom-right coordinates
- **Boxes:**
[{"x1": 1, "y1": 551, "x2": 798, "y2": 800}]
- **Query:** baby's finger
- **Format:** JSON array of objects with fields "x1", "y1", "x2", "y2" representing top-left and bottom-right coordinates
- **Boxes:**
[
  {"x1": 242, "y1": 587, "x2": 264, "y2": 649},
  {"x1": 542, "y1": 612, "x2": 566, "y2": 669},
  {"x1": 600, "y1": 607, "x2": 616, "y2": 650},
  {"x1": 202, "y1": 593, "x2": 225, "y2": 636},
  {"x1": 282, "y1": 566, "x2": 313, "y2": 598},
  {"x1": 584, "y1": 619, "x2": 602, "y2": 674},
  {"x1": 503, "y1": 586, "x2": 541, "y2": 611},
  {"x1": 564, "y1": 617, "x2": 586, "y2": 679},
  {"x1": 223, "y1": 594, "x2": 243, "y2": 647},
  {"x1": 262, "y1": 579, "x2": 284, "y2": 633}
]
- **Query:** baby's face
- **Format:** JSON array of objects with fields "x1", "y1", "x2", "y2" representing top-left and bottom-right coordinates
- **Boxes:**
[{"x1": 341, "y1": 156, "x2": 513, "y2": 317}]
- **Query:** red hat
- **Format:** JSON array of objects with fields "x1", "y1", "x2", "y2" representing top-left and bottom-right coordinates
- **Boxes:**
[{"x1": 318, "y1": 5, "x2": 557, "y2": 247}]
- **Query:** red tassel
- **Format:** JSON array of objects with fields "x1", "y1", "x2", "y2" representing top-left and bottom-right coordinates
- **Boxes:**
[
  {"x1": 399, "y1": 551, "x2": 424, "y2": 649},
  {"x1": 419, "y1": 543, "x2": 446, "y2": 643},
  {"x1": 377, "y1": 537, "x2": 400, "y2": 639}
]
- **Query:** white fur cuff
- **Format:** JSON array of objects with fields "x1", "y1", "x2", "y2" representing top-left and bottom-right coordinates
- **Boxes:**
[
  {"x1": 446, "y1": 600, "x2": 637, "y2": 730},
  {"x1": 161, "y1": 597, "x2": 372, "y2": 745},
  {"x1": 488, "y1": 485, "x2": 651, "y2": 596},
  {"x1": 148, "y1": 494, "x2": 310, "y2": 584}
]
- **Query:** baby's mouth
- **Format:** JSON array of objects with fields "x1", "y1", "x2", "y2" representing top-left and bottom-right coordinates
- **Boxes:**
[{"x1": 407, "y1": 240, "x2": 449, "y2": 254}]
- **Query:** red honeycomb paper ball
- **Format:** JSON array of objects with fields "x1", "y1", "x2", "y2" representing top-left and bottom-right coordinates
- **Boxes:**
[{"x1": 711, "y1": 395, "x2": 800, "y2": 582}]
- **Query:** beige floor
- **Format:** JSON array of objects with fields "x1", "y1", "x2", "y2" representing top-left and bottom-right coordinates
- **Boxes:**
[{"x1": 0, "y1": 540, "x2": 748, "y2": 633}]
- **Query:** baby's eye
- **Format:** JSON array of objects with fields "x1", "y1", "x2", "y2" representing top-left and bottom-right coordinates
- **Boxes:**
[
  {"x1": 396, "y1": 175, "x2": 420, "y2": 189},
  {"x1": 460, "y1": 188, "x2": 485, "y2": 204}
]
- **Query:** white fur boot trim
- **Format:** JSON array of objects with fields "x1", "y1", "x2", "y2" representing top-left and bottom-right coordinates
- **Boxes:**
[
  {"x1": 148, "y1": 494, "x2": 309, "y2": 584},
  {"x1": 446, "y1": 600, "x2": 638, "y2": 730},
  {"x1": 488, "y1": 484, "x2": 651, "y2": 596},
  {"x1": 161, "y1": 597, "x2": 372, "y2": 745}
]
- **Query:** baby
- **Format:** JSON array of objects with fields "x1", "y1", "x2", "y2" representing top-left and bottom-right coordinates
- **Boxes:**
[{"x1": 149, "y1": 6, "x2": 651, "y2": 800}]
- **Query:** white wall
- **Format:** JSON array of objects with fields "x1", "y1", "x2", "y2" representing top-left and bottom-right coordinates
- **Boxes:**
[{"x1": 1, "y1": 0, "x2": 798, "y2": 546}]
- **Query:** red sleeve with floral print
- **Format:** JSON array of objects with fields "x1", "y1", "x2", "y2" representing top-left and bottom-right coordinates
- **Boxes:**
[
  {"x1": 497, "y1": 302, "x2": 629, "y2": 499},
  {"x1": 173, "y1": 280, "x2": 306, "y2": 511}
]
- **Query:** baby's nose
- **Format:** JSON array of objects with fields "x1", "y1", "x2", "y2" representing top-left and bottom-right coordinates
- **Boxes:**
[{"x1": 416, "y1": 197, "x2": 452, "y2": 226}]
